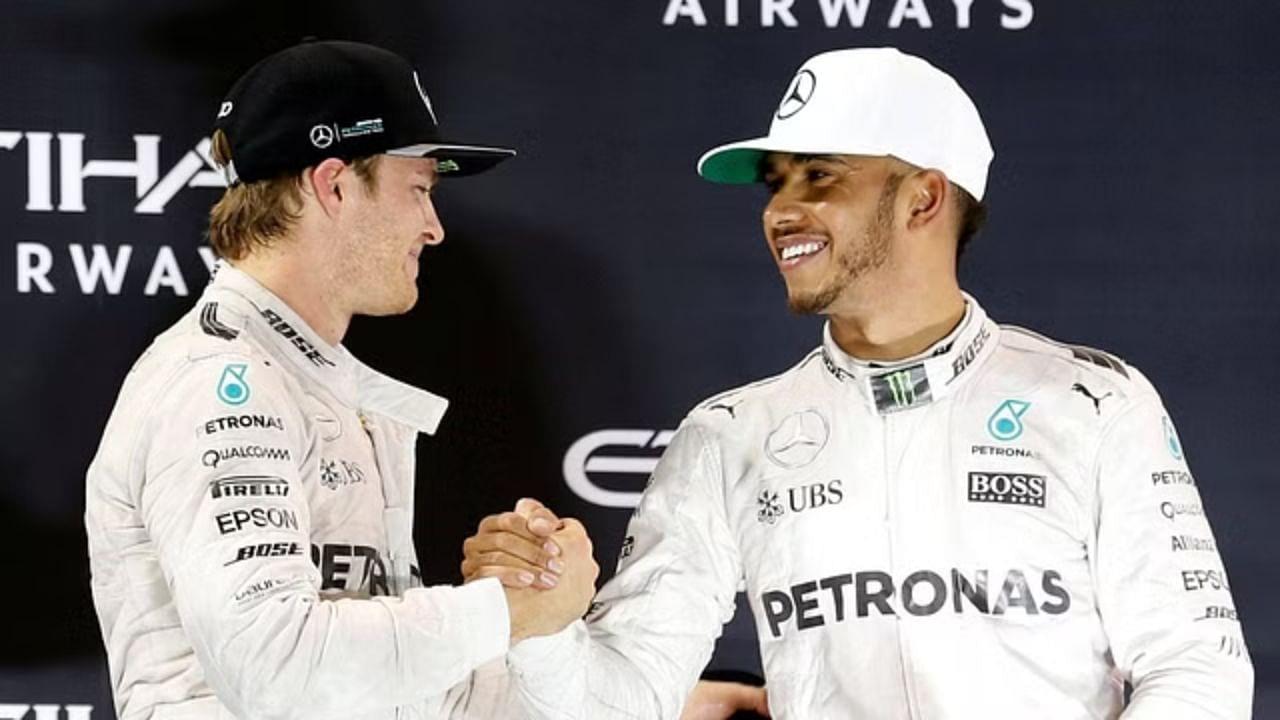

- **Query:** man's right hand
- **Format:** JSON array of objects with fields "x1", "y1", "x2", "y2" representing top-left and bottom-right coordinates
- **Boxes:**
[
  {"x1": 461, "y1": 498, "x2": 566, "y2": 590},
  {"x1": 462, "y1": 499, "x2": 600, "y2": 643}
]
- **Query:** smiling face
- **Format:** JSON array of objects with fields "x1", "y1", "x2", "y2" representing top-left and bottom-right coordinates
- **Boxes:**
[
  {"x1": 336, "y1": 154, "x2": 444, "y2": 315},
  {"x1": 761, "y1": 153, "x2": 904, "y2": 315}
]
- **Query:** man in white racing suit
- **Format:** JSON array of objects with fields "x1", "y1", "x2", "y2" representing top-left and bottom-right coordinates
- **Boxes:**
[
  {"x1": 85, "y1": 41, "x2": 602, "y2": 720},
  {"x1": 464, "y1": 48, "x2": 1254, "y2": 718}
]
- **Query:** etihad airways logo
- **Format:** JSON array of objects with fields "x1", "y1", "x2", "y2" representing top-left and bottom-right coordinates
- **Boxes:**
[
  {"x1": 15, "y1": 240, "x2": 216, "y2": 296},
  {"x1": 662, "y1": 0, "x2": 1034, "y2": 29},
  {"x1": 2, "y1": 130, "x2": 226, "y2": 296},
  {"x1": 0, "y1": 705, "x2": 93, "y2": 720},
  {"x1": 0, "y1": 131, "x2": 223, "y2": 214}
]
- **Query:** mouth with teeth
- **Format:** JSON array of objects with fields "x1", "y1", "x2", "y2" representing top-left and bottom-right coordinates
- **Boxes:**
[{"x1": 776, "y1": 237, "x2": 830, "y2": 270}]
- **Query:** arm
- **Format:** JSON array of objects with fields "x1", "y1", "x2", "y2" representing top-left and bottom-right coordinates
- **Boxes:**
[
  {"x1": 458, "y1": 499, "x2": 767, "y2": 720},
  {"x1": 1092, "y1": 392, "x2": 1253, "y2": 719},
  {"x1": 432, "y1": 662, "x2": 769, "y2": 720},
  {"x1": 144, "y1": 355, "x2": 511, "y2": 720},
  {"x1": 503, "y1": 421, "x2": 745, "y2": 720}
]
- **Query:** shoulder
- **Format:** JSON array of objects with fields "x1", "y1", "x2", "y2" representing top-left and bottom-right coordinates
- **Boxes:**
[
  {"x1": 160, "y1": 298, "x2": 267, "y2": 363},
  {"x1": 93, "y1": 303, "x2": 307, "y2": 486},
  {"x1": 120, "y1": 302, "x2": 302, "y2": 429},
  {"x1": 688, "y1": 347, "x2": 828, "y2": 428},
  {"x1": 992, "y1": 324, "x2": 1160, "y2": 405},
  {"x1": 135, "y1": 300, "x2": 289, "y2": 388}
]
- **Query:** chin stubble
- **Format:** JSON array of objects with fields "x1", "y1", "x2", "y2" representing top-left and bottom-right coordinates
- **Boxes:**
[{"x1": 786, "y1": 174, "x2": 901, "y2": 315}]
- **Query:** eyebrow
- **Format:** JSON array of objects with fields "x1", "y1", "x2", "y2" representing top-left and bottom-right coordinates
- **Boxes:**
[
  {"x1": 761, "y1": 153, "x2": 848, "y2": 175},
  {"x1": 792, "y1": 153, "x2": 842, "y2": 164}
]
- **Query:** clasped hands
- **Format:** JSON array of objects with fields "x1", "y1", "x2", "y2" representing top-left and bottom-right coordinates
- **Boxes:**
[
  {"x1": 460, "y1": 498, "x2": 598, "y2": 643},
  {"x1": 460, "y1": 499, "x2": 769, "y2": 718}
]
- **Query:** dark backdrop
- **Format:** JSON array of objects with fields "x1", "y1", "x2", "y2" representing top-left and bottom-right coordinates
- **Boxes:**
[{"x1": 1, "y1": 1, "x2": 1277, "y2": 716}]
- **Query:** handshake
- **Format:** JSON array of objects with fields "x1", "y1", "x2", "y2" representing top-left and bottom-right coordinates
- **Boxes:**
[
  {"x1": 460, "y1": 498, "x2": 772, "y2": 719},
  {"x1": 460, "y1": 498, "x2": 599, "y2": 643}
]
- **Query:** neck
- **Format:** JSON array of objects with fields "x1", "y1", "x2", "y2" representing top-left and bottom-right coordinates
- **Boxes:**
[
  {"x1": 827, "y1": 282, "x2": 966, "y2": 362},
  {"x1": 231, "y1": 249, "x2": 349, "y2": 346}
]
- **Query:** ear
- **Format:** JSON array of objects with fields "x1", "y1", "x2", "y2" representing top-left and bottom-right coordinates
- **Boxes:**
[
  {"x1": 303, "y1": 158, "x2": 352, "y2": 219},
  {"x1": 903, "y1": 169, "x2": 949, "y2": 232}
]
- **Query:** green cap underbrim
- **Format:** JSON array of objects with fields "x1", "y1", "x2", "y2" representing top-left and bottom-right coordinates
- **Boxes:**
[{"x1": 697, "y1": 146, "x2": 770, "y2": 184}]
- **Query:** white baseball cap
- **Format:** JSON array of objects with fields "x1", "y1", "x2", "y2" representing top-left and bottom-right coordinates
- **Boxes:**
[{"x1": 697, "y1": 47, "x2": 994, "y2": 201}]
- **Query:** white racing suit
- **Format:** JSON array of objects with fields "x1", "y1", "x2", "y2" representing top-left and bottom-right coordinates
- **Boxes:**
[
  {"x1": 509, "y1": 296, "x2": 1254, "y2": 719},
  {"x1": 86, "y1": 265, "x2": 521, "y2": 720}
]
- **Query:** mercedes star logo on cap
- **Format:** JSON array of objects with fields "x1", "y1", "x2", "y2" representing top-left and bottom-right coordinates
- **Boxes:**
[
  {"x1": 309, "y1": 124, "x2": 336, "y2": 149},
  {"x1": 776, "y1": 69, "x2": 817, "y2": 120}
]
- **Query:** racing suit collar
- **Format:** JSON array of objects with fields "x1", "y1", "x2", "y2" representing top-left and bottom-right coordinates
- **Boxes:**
[
  {"x1": 206, "y1": 262, "x2": 450, "y2": 435},
  {"x1": 820, "y1": 292, "x2": 999, "y2": 415}
]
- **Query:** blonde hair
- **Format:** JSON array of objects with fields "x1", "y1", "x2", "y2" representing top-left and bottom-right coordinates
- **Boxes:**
[{"x1": 207, "y1": 129, "x2": 380, "y2": 260}]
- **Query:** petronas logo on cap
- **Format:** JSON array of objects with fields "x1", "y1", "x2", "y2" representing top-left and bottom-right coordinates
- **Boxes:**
[{"x1": 777, "y1": 69, "x2": 816, "y2": 120}]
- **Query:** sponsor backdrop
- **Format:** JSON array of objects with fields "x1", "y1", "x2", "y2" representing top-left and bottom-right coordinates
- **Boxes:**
[{"x1": 2, "y1": 1, "x2": 1277, "y2": 716}]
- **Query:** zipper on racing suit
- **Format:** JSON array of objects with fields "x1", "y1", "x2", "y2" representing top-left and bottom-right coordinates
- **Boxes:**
[{"x1": 883, "y1": 412, "x2": 922, "y2": 720}]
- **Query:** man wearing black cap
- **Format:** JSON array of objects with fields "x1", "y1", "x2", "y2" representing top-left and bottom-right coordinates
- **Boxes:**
[{"x1": 85, "y1": 41, "x2": 599, "y2": 720}]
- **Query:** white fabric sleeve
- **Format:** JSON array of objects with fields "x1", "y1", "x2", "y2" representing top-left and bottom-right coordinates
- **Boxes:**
[
  {"x1": 504, "y1": 420, "x2": 743, "y2": 720},
  {"x1": 1091, "y1": 393, "x2": 1254, "y2": 719},
  {"x1": 141, "y1": 355, "x2": 511, "y2": 720}
]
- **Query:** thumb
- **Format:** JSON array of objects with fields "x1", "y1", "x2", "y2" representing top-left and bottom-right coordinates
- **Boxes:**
[
  {"x1": 515, "y1": 497, "x2": 562, "y2": 536},
  {"x1": 514, "y1": 497, "x2": 547, "y2": 517}
]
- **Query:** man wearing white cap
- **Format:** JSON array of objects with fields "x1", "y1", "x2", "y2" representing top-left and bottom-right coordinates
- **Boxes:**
[{"x1": 465, "y1": 48, "x2": 1253, "y2": 718}]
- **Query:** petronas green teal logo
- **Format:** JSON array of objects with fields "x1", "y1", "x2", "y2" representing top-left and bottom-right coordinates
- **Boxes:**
[
  {"x1": 988, "y1": 399, "x2": 1030, "y2": 441},
  {"x1": 217, "y1": 363, "x2": 250, "y2": 406},
  {"x1": 1163, "y1": 417, "x2": 1184, "y2": 460},
  {"x1": 885, "y1": 370, "x2": 916, "y2": 408}
]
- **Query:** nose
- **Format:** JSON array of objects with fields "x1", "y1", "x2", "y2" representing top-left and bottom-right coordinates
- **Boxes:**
[
  {"x1": 421, "y1": 193, "x2": 445, "y2": 246},
  {"x1": 763, "y1": 190, "x2": 807, "y2": 238}
]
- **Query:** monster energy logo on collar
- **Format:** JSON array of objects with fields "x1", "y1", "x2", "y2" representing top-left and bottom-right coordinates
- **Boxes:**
[
  {"x1": 871, "y1": 365, "x2": 932, "y2": 414},
  {"x1": 886, "y1": 371, "x2": 915, "y2": 405}
]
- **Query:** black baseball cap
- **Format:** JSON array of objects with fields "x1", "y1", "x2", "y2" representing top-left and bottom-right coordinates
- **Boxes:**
[{"x1": 213, "y1": 40, "x2": 516, "y2": 184}]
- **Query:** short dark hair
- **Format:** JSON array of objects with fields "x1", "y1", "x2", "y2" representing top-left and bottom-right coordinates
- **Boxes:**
[{"x1": 953, "y1": 184, "x2": 987, "y2": 261}]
